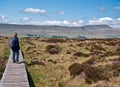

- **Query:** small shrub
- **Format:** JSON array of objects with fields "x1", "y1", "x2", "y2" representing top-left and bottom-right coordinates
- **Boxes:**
[
  {"x1": 26, "y1": 40, "x2": 35, "y2": 46},
  {"x1": 84, "y1": 66, "x2": 109, "y2": 84},
  {"x1": 58, "y1": 82, "x2": 64, "y2": 87},
  {"x1": 100, "y1": 52, "x2": 114, "y2": 57},
  {"x1": 100, "y1": 51, "x2": 120, "y2": 57},
  {"x1": 90, "y1": 45, "x2": 106, "y2": 52},
  {"x1": 89, "y1": 51, "x2": 103, "y2": 57},
  {"x1": 47, "y1": 59, "x2": 57, "y2": 64},
  {"x1": 46, "y1": 45, "x2": 62, "y2": 54},
  {"x1": 105, "y1": 41, "x2": 117, "y2": 46},
  {"x1": 112, "y1": 63, "x2": 120, "y2": 77},
  {"x1": 68, "y1": 62, "x2": 120, "y2": 84},
  {"x1": 68, "y1": 63, "x2": 109, "y2": 83},
  {"x1": 66, "y1": 50, "x2": 71, "y2": 54},
  {"x1": 45, "y1": 38, "x2": 66, "y2": 43},
  {"x1": 116, "y1": 48, "x2": 120, "y2": 55},
  {"x1": 77, "y1": 43, "x2": 85, "y2": 47},
  {"x1": 30, "y1": 58, "x2": 45, "y2": 66},
  {"x1": 68, "y1": 63, "x2": 84, "y2": 78},
  {"x1": 84, "y1": 58, "x2": 97, "y2": 65},
  {"x1": 73, "y1": 52, "x2": 89, "y2": 57},
  {"x1": 109, "y1": 57, "x2": 120, "y2": 64}
]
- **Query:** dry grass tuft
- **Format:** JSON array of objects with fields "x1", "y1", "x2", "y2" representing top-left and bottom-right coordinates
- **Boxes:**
[{"x1": 20, "y1": 38, "x2": 120, "y2": 87}]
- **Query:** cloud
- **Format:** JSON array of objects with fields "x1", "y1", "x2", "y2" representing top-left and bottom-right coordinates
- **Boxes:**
[
  {"x1": 8, "y1": 21, "x2": 20, "y2": 25},
  {"x1": 0, "y1": 15, "x2": 6, "y2": 21},
  {"x1": 20, "y1": 17, "x2": 31, "y2": 21},
  {"x1": 88, "y1": 17, "x2": 120, "y2": 29},
  {"x1": 99, "y1": 17, "x2": 114, "y2": 22},
  {"x1": 99, "y1": 7, "x2": 106, "y2": 12},
  {"x1": 71, "y1": 20, "x2": 84, "y2": 26},
  {"x1": 116, "y1": 18, "x2": 120, "y2": 21},
  {"x1": 28, "y1": 20, "x2": 84, "y2": 26},
  {"x1": 88, "y1": 17, "x2": 114, "y2": 25},
  {"x1": 57, "y1": 11, "x2": 65, "y2": 15},
  {"x1": 24, "y1": 8, "x2": 47, "y2": 14}
]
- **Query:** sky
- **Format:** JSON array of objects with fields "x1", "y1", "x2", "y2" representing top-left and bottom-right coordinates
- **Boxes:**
[{"x1": 0, "y1": 0, "x2": 120, "y2": 28}]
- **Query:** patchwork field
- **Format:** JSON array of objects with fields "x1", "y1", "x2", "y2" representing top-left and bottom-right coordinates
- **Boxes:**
[{"x1": 20, "y1": 38, "x2": 120, "y2": 87}]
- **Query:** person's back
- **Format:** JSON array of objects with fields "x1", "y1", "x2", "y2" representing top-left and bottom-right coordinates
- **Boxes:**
[
  {"x1": 10, "y1": 32, "x2": 20, "y2": 63},
  {"x1": 10, "y1": 37, "x2": 20, "y2": 51}
]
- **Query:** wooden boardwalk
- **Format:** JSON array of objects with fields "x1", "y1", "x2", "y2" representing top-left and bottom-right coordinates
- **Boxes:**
[{"x1": 0, "y1": 50, "x2": 30, "y2": 87}]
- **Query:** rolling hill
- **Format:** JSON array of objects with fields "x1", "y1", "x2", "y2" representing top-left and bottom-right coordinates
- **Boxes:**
[{"x1": 0, "y1": 23, "x2": 120, "y2": 38}]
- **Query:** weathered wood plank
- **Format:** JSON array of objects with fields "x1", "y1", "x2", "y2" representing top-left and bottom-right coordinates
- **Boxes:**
[{"x1": 0, "y1": 50, "x2": 30, "y2": 87}]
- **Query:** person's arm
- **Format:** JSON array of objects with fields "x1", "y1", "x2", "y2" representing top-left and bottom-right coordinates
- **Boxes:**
[{"x1": 17, "y1": 38, "x2": 20, "y2": 50}]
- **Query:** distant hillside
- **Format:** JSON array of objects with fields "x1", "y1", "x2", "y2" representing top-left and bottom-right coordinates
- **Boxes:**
[{"x1": 0, "y1": 23, "x2": 120, "y2": 38}]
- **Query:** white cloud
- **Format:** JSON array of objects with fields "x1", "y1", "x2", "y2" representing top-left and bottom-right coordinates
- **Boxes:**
[
  {"x1": 116, "y1": 18, "x2": 120, "y2": 21},
  {"x1": 71, "y1": 20, "x2": 84, "y2": 26},
  {"x1": 88, "y1": 17, "x2": 114, "y2": 25},
  {"x1": 8, "y1": 21, "x2": 20, "y2": 24},
  {"x1": 57, "y1": 11, "x2": 65, "y2": 15},
  {"x1": 28, "y1": 20, "x2": 84, "y2": 27},
  {"x1": 99, "y1": 17, "x2": 114, "y2": 22},
  {"x1": 88, "y1": 17, "x2": 120, "y2": 29},
  {"x1": 21, "y1": 17, "x2": 30, "y2": 21},
  {"x1": 0, "y1": 15, "x2": 6, "y2": 21},
  {"x1": 24, "y1": 8, "x2": 47, "y2": 14},
  {"x1": 115, "y1": 18, "x2": 120, "y2": 25}
]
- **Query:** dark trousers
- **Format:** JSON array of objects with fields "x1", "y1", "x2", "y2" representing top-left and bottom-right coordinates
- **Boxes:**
[{"x1": 12, "y1": 50, "x2": 19, "y2": 62}]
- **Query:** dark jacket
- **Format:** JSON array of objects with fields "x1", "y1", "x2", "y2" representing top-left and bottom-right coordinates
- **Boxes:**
[{"x1": 10, "y1": 37, "x2": 20, "y2": 51}]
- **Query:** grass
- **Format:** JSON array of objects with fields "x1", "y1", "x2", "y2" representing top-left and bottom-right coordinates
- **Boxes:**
[
  {"x1": 0, "y1": 37, "x2": 10, "y2": 80},
  {"x1": 0, "y1": 37, "x2": 119, "y2": 87},
  {"x1": 20, "y1": 38, "x2": 120, "y2": 87},
  {"x1": 4, "y1": 48, "x2": 10, "y2": 57},
  {"x1": 79, "y1": 47, "x2": 90, "y2": 54}
]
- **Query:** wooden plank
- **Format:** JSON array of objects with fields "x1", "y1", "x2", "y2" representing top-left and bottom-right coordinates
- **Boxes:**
[{"x1": 0, "y1": 50, "x2": 30, "y2": 87}]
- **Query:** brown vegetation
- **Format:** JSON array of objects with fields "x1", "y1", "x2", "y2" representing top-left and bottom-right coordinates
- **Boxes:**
[
  {"x1": 20, "y1": 37, "x2": 120, "y2": 87},
  {"x1": 46, "y1": 45, "x2": 62, "y2": 54},
  {"x1": 0, "y1": 37, "x2": 10, "y2": 79}
]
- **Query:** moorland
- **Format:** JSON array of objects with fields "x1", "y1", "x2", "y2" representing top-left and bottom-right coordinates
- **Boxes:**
[{"x1": 0, "y1": 37, "x2": 120, "y2": 87}]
